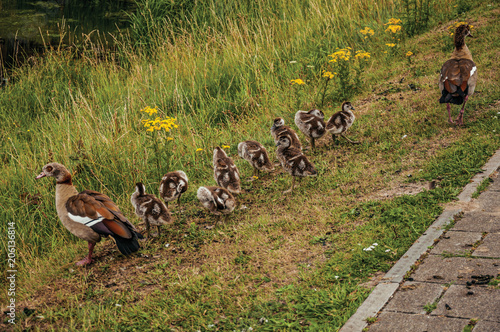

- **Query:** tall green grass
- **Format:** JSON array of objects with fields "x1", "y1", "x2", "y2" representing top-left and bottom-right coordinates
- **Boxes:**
[
  {"x1": 1, "y1": 0, "x2": 408, "y2": 271},
  {"x1": 2, "y1": 0, "x2": 498, "y2": 329}
]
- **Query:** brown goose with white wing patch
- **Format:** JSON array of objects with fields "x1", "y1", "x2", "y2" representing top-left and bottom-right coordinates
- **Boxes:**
[
  {"x1": 36, "y1": 163, "x2": 142, "y2": 266},
  {"x1": 439, "y1": 24, "x2": 477, "y2": 126}
]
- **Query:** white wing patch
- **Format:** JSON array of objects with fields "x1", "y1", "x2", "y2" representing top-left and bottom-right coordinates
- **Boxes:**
[
  {"x1": 470, "y1": 66, "x2": 477, "y2": 76},
  {"x1": 68, "y1": 212, "x2": 104, "y2": 227}
]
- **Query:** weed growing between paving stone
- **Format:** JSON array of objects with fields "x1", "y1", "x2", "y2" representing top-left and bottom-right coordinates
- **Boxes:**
[{"x1": 1, "y1": 0, "x2": 500, "y2": 331}]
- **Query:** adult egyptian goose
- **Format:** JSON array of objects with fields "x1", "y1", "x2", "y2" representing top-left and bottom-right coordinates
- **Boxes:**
[
  {"x1": 159, "y1": 171, "x2": 188, "y2": 211},
  {"x1": 131, "y1": 182, "x2": 171, "y2": 238},
  {"x1": 213, "y1": 147, "x2": 242, "y2": 194},
  {"x1": 325, "y1": 101, "x2": 359, "y2": 144},
  {"x1": 36, "y1": 163, "x2": 142, "y2": 266},
  {"x1": 275, "y1": 135, "x2": 317, "y2": 193},
  {"x1": 439, "y1": 24, "x2": 477, "y2": 126},
  {"x1": 271, "y1": 117, "x2": 302, "y2": 150},
  {"x1": 294, "y1": 109, "x2": 326, "y2": 150},
  {"x1": 237, "y1": 140, "x2": 275, "y2": 178},
  {"x1": 197, "y1": 186, "x2": 236, "y2": 225}
]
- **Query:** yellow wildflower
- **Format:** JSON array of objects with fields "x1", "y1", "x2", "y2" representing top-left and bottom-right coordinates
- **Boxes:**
[
  {"x1": 355, "y1": 50, "x2": 371, "y2": 59},
  {"x1": 323, "y1": 71, "x2": 335, "y2": 79},
  {"x1": 360, "y1": 27, "x2": 375, "y2": 36},
  {"x1": 196, "y1": 148, "x2": 203, "y2": 152},
  {"x1": 386, "y1": 18, "x2": 402, "y2": 25},
  {"x1": 166, "y1": 137, "x2": 174, "y2": 141},
  {"x1": 329, "y1": 48, "x2": 351, "y2": 62},
  {"x1": 140, "y1": 106, "x2": 158, "y2": 116},
  {"x1": 386, "y1": 43, "x2": 396, "y2": 47},
  {"x1": 291, "y1": 79, "x2": 305, "y2": 85},
  {"x1": 406, "y1": 51, "x2": 413, "y2": 57},
  {"x1": 141, "y1": 115, "x2": 178, "y2": 132},
  {"x1": 253, "y1": 176, "x2": 259, "y2": 180},
  {"x1": 222, "y1": 145, "x2": 230, "y2": 149},
  {"x1": 385, "y1": 25, "x2": 402, "y2": 34}
]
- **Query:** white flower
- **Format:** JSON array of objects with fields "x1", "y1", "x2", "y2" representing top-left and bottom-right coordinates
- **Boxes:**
[
  {"x1": 165, "y1": 243, "x2": 170, "y2": 248},
  {"x1": 335, "y1": 276, "x2": 339, "y2": 279},
  {"x1": 373, "y1": 243, "x2": 378, "y2": 246},
  {"x1": 289, "y1": 60, "x2": 298, "y2": 64},
  {"x1": 385, "y1": 249, "x2": 391, "y2": 252},
  {"x1": 115, "y1": 304, "x2": 122, "y2": 307},
  {"x1": 402, "y1": 135, "x2": 407, "y2": 139}
]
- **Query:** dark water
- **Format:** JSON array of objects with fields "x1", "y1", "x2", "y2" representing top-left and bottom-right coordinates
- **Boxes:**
[{"x1": 0, "y1": 0, "x2": 135, "y2": 79}]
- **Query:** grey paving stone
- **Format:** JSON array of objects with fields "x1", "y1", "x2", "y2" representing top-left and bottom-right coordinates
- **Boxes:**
[
  {"x1": 368, "y1": 312, "x2": 469, "y2": 332},
  {"x1": 454, "y1": 212, "x2": 500, "y2": 233},
  {"x1": 382, "y1": 208, "x2": 461, "y2": 283},
  {"x1": 339, "y1": 282, "x2": 399, "y2": 332},
  {"x1": 384, "y1": 282, "x2": 445, "y2": 314},
  {"x1": 432, "y1": 285, "x2": 500, "y2": 322},
  {"x1": 472, "y1": 320, "x2": 500, "y2": 331},
  {"x1": 475, "y1": 191, "x2": 500, "y2": 213},
  {"x1": 430, "y1": 231, "x2": 482, "y2": 255},
  {"x1": 473, "y1": 232, "x2": 500, "y2": 258},
  {"x1": 411, "y1": 256, "x2": 500, "y2": 285}
]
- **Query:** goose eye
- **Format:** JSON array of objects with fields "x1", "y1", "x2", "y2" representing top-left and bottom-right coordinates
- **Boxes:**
[{"x1": 46, "y1": 166, "x2": 53, "y2": 172}]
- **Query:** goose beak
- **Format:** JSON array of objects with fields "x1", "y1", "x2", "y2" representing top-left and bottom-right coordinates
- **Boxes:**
[
  {"x1": 35, "y1": 172, "x2": 46, "y2": 179},
  {"x1": 275, "y1": 142, "x2": 280, "y2": 147}
]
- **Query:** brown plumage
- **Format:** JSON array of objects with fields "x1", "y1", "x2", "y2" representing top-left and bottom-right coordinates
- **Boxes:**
[
  {"x1": 197, "y1": 186, "x2": 236, "y2": 226},
  {"x1": 131, "y1": 182, "x2": 171, "y2": 238},
  {"x1": 159, "y1": 171, "x2": 188, "y2": 211},
  {"x1": 213, "y1": 147, "x2": 242, "y2": 194},
  {"x1": 294, "y1": 109, "x2": 326, "y2": 150},
  {"x1": 326, "y1": 101, "x2": 359, "y2": 144},
  {"x1": 439, "y1": 24, "x2": 477, "y2": 125},
  {"x1": 238, "y1": 140, "x2": 274, "y2": 178},
  {"x1": 275, "y1": 135, "x2": 317, "y2": 194},
  {"x1": 36, "y1": 163, "x2": 142, "y2": 266},
  {"x1": 271, "y1": 117, "x2": 302, "y2": 150}
]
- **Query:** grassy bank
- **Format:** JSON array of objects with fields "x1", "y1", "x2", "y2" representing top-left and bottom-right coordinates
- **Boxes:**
[{"x1": 1, "y1": 0, "x2": 500, "y2": 330}]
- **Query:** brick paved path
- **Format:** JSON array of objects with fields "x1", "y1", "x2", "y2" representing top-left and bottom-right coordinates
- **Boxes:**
[{"x1": 368, "y1": 176, "x2": 500, "y2": 331}]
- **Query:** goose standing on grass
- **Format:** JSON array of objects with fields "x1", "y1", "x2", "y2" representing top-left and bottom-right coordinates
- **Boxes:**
[
  {"x1": 271, "y1": 117, "x2": 302, "y2": 150},
  {"x1": 294, "y1": 109, "x2": 326, "y2": 150},
  {"x1": 197, "y1": 186, "x2": 236, "y2": 226},
  {"x1": 213, "y1": 147, "x2": 242, "y2": 194},
  {"x1": 326, "y1": 101, "x2": 359, "y2": 144},
  {"x1": 275, "y1": 135, "x2": 317, "y2": 194},
  {"x1": 36, "y1": 163, "x2": 142, "y2": 266},
  {"x1": 238, "y1": 140, "x2": 274, "y2": 179},
  {"x1": 159, "y1": 171, "x2": 188, "y2": 212},
  {"x1": 131, "y1": 182, "x2": 171, "y2": 238},
  {"x1": 439, "y1": 24, "x2": 477, "y2": 126}
]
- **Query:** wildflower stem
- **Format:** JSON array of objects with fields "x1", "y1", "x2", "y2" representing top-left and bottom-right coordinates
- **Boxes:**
[{"x1": 320, "y1": 77, "x2": 331, "y2": 107}]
